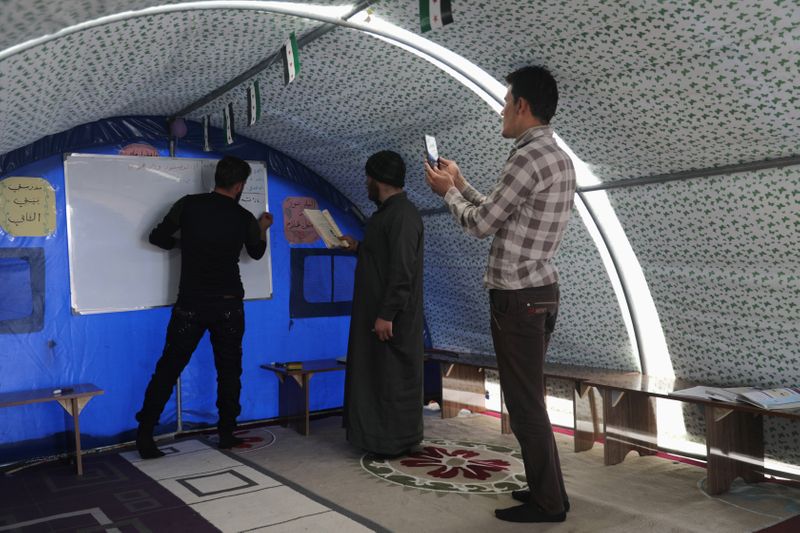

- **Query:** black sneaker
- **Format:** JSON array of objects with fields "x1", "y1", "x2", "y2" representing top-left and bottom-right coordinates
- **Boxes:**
[
  {"x1": 136, "y1": 428, "x2": 165, "y2": 459},
  {"x1": 218, "y1": 434, "x2": 246, "y2": 449}
]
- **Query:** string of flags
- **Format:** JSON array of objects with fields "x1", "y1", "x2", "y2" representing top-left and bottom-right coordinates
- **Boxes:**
[
  {"x1": 199, "y1": 30, "x2": 302, "y2": 150},
  {"x1": 196, "y1": 3, "x2": 454, "y2": 151},
  {"x1": 247, "y1": 81, "x2": 262, "y2": 126},
  {"x1": 420, "y1": 0, "x2": 453, "y2": 33},
  {"x1": 282, "y1": 32, "x2": 301, "y2": 85}
]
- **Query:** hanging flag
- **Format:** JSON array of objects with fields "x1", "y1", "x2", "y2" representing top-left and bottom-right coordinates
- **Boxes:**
[
  {"x1": 282, "y1": 32, "x2": 301, "y2": 85},
  {"x1": 202, "y1": 115, "x2": 211, "y2": 152},
  {"x1": 223, "y1": 103, "x2": 234, "y2": 145},
  {"x1": 247, "y1": 81, "x2": 262, "y2": 126},
  {"x1": 420, "y1": 0, "x2": 453, "y2": 33}
]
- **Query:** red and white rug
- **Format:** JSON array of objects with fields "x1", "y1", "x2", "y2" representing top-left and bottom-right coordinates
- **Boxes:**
[{"x1": 361, "y1": 438, "x2": 527, "y2": 494}]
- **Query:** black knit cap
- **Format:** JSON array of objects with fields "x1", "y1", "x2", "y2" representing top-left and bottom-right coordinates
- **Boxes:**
[{"x1": 365, "y1": 150, "x2": 406, "y2": 188}]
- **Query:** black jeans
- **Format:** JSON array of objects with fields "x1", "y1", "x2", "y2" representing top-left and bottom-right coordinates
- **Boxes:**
[
  {"x1": 136, "y1": 303, "x2": 245, "y2": 434},
  {"x1": 490, "y1": 283, "x2": 567, "y2": 514}
]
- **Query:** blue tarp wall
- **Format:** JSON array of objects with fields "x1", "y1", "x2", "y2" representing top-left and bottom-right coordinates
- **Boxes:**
[{"x1": 0, "y1": 117, "x2": 370, "y2": 464}]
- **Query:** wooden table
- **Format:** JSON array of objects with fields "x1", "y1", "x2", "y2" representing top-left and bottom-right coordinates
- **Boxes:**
[
  {"x1": 0, "y1": 384, "x2": 104, "y2": 475},
  {"x1": 260, "y1": 359, "x2": 345, "y2": 435}
]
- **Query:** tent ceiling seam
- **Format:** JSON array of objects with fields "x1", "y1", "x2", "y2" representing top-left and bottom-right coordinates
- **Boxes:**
[{"x1": 579, "y1": 155, "x2": 800, "y2": 193}]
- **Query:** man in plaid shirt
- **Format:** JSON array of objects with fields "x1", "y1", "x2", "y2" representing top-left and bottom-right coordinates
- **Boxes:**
[{"x1": 425, "y1": 65, "x2": 576, "y2": 523}]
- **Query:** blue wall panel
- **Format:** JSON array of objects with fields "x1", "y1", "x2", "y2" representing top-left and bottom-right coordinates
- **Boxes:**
[{"x1": 0, "y1": 121, "x2": 363, "y2": 464}]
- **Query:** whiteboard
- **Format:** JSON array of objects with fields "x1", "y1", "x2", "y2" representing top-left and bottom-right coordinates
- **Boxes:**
[{"x1": 64, "y1": 153, "x2": 272, "y2": 314}]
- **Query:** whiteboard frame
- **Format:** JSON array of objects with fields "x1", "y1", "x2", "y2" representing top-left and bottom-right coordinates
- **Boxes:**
[{"x1": 64, "y1": 153, "x2": 272, "y2": 315}]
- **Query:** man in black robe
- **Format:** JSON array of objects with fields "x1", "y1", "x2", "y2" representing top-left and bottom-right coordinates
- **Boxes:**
[{"x1": 340, "y1": 151, "x2": 425, "y2": 457}]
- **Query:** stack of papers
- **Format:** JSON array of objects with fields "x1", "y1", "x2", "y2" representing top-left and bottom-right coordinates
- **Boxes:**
[
  {"x1": 671, "y1": 386, "x2": 800, "y2": 410},
  {"x1": 670, "y1": 386, "x2": 743, "y2": 403},
  {"x1": 737, "y1": 387, "x2": 800, "y2": 410}
]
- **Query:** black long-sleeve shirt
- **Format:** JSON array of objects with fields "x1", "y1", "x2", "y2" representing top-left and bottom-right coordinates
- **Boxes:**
[{"x1": 149, "y1": 192, "x2": 266, "y2": 307}]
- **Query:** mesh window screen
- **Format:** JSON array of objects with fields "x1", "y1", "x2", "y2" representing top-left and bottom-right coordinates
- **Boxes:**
[
  {"x1": 0, "y1": 247, "x2": 44, "y2": 333},
  {"x1": 0, "y1": 258, "x2": 32, "y2": 321},
  {"x1": 290, "y1": 248, "x2": 354, "y2": 318},
  {"x1": 333, "y1": 256, "x2": 356, "y2": 303},
  {"x1": 303, "y1": 255, "x2": 334, "y2": 303}
]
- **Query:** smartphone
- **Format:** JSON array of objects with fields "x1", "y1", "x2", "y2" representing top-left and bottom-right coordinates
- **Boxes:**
[{"x1": 424, "y1": 134, "x2": 439, "y2": 168}]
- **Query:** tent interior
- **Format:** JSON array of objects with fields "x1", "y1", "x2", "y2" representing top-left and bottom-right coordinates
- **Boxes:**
[{"x1": 0, "y1": 1, "x2": 798, "y2": 531}]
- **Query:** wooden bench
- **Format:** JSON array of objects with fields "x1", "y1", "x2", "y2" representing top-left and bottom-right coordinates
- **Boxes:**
[
  {"x1": 425, "y1": 348, "x2": 627, "y2": 452},
  {"x1": 580, "y1": 372, "x2": 800, "y2": 494},
  {"x1": 426, "y1": 349, "x2": 800, "y2": 495},
  {"x1": 0, "y1": 384, "x2": 104, "y2": 475},
  {"x1": 260, "y1": 359, "x2": 345, "y2": 436}
]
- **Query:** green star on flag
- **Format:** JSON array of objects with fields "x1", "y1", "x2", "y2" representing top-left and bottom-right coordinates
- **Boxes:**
[
  {"x1": 223, "y1": 103, "x2": 234, "y2": 145},
  {"x1": 202, "y1": 115, "x2": 211, "y2": 151},
  {"x1": 282, "y1": 32, "x2": 301, "y2": 85},
  {"x1": 420, "y1": 0, "x2": 453, "y2": 33},
  {"x1": 247, "y1": 81, "x2": 261, "y2": 126}
]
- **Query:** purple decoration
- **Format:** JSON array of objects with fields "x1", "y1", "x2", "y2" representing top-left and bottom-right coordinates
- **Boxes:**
[{"x1": 169, "y1": 118, "x2": 188, "y2": 138}]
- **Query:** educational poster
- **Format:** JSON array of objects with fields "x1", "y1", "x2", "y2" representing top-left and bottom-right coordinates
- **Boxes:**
[
  {"x1": 0, "y1": 177, "x2": 56, "y2": 237},
  {"x1": 283, "y1": 196, "x2": 319, "y2": 244}
]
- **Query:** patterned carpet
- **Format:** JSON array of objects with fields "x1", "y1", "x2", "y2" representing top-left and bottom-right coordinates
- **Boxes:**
[
  {"x1": 4, "y1": 415, "x2": 800, "y2": 532},
  {"x1": 0, "y1": 451, "x2": 216, "y2": 532},
  {"x1": 0, "y1": 434, "x2": 377, "y2": 532},
  {"x1": 120, "y1": 439, "x2": 376, "y2": 532},
  {"x1": 201, "y1": 427, "x2": 276, "y2": 453},
  {"x1": 361, "y1": 439, "x2": 527, "y2": 494}
]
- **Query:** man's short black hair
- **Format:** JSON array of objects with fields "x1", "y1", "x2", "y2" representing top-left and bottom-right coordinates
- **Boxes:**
[
  {"x1": 505, "y1": 66, "x2": 559, "y2": 124},
  {"x1": 215, "y1": 156, "x2": 251, "y2": 188}
]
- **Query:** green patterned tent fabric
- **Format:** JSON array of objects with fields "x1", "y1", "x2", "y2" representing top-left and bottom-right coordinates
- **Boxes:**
[{"x1": 0, "y1": 0, "x2": 797, "y2": 465}]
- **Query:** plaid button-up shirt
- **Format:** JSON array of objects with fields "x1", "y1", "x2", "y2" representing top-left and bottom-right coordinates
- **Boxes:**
[{"x1": 444, "y1": 125, "x2": 576, "y2": 289}]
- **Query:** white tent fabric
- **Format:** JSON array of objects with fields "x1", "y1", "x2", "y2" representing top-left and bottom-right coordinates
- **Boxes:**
[{"x1": 0, "y1": 1, "x2": 798, "y2": 465}]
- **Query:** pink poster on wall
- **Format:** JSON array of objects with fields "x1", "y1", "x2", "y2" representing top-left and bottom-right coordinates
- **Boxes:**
[{"x1": 283, "y1": 196, "x2": 319, "y2": 244}]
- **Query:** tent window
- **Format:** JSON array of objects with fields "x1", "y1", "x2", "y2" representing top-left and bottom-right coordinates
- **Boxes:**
[
  {"x1": 291, "y1": 248, "x2": 355, "y2": 318},
  {"x1": 0, "y1": 248, "x2": 44, "y2": 333}
]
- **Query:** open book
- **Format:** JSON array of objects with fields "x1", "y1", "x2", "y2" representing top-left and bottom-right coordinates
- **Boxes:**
[{"x1": 304, "y1": 208, "x2": 348, "y2": 249}]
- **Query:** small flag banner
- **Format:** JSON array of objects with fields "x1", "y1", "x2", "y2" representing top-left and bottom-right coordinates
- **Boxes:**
[
  {"x1": 202, "y1": 115, "x2": 211, "y2": 151},
  {"x1": 223, "y1": 103, "x2": 234, "y2": 145},
  {"x1": 247, "y1": 81, "x2": 261, "y2": 126},
  {"x1": 420, "y1": 0, "x2": 453, "y2": 33},
  {"x1": 282, "y1": 32, "x2": 301, "y2": 85}
]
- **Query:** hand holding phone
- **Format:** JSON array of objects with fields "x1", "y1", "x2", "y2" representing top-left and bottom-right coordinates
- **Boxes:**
[{"x1": 424, "y1": 135, "x2": 439, "y2": 168}]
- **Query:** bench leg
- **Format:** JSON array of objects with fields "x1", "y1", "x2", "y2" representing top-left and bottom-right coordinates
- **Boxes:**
[
  {"x1": 705, "y1": 406, "x2": 764, "y2": 495},
  {"x1": 277, "y1": 373, "x2": 311, "y2": 436},
  {"x1": 57, "y1": 396, "x2": 95, "y2": 476},
  {"x1": 602, "y1": 389, "x2": 658, "y2": 465},
  {"x1": 70, "y1": 398, "x2": 83, "y2": 476},
  {"x1": 440, "y1": 363, "x2": 486, "y2": 420},
  {"x1": 574, "y1": 383, "x2": 599, "y2": 452},
  {"x1": 500, "y1": 390, "x2": 511, "y2": 434}
]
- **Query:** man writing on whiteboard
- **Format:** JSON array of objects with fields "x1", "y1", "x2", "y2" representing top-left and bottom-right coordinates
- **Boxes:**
[{"x1": 135, "y1": 155, "x2": 273, "y2": 458}]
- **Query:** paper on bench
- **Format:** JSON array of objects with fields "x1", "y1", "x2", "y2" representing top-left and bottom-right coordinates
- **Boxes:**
[
  {"x1": 670, "y1": 386, "x2": 743, "y2": 403},
  {"x1": 736, "y1": 387, "x2": 800, "y2": 410}
]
